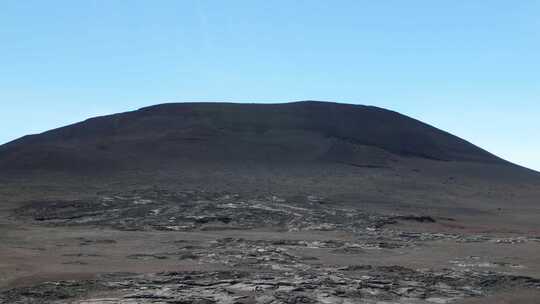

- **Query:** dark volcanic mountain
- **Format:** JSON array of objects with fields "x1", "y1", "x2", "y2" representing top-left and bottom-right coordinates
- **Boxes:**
[
  {"x1": 1, "y1": 101, "x2": 538, "y2": 224},
  {"x1": 0, "y1": 101, "x2": 507, "y2": 173},
  {"x1": 3, "y1": 102, "x2": 540, "y2": 304}
]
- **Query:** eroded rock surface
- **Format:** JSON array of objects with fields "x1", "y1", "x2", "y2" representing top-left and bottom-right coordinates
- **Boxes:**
[
  {"x1": 2, "y1": 267, "x2": 539, "y2": 304},
  {"x1": 13, "y1": 189, "x2": 395, "y2": 233},
  {"x1": 5, "y1": 189, "x2": 540, "y2": 303},
  {"x1": 14, "y1": 189, "x2": 540, "y2": 247}
]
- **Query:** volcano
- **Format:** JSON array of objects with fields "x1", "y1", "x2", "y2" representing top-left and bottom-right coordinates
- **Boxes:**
[
  {"x1": 2, "y1": 100, "x2": 538, "y2": 215},
  {"x1": 2, "y1": 102, "x2": 540, "y2": 303},
  {"x1": 0, "y1": 101, "x2": 511, "y2": 172}
]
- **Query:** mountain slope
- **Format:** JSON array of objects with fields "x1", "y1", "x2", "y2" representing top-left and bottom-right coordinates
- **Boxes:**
[
  {"x1": 1, "y1": 101, "x2": 539, "y2": 231},
  {"x1": 0, "y1": 101, "x2": 508, "y2": 174}
]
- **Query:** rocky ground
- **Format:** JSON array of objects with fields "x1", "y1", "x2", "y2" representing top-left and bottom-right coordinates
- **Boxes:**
[
  {"x1": 2, "y1": 189, "x2": 540, "y2": 303},
  {"x1": 3, "y1": 267, "x2": 540, "y2": 304}
]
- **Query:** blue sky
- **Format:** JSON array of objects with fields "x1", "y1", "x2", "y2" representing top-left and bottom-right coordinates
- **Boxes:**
[{"x1": 1, "y1": 1, "x2": 538, "y2": 170}]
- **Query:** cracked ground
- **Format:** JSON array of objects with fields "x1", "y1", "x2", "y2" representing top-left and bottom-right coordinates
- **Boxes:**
[{"x1": 1, "y1": 188, "x2": 540, "y2": 303}]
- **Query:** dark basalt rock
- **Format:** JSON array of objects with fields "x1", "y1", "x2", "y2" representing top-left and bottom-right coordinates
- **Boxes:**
[
  {"x1": 393, "y1": 215, "x2": 437, "y2": 223},
  {"x1": 3, "y1": 267, "x2": 539, "y2": 304}
]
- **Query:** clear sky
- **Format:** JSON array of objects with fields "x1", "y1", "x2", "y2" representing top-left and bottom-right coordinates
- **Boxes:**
[{"x1": 1, "y1": 1, "x2": 538, "y2": 171}]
